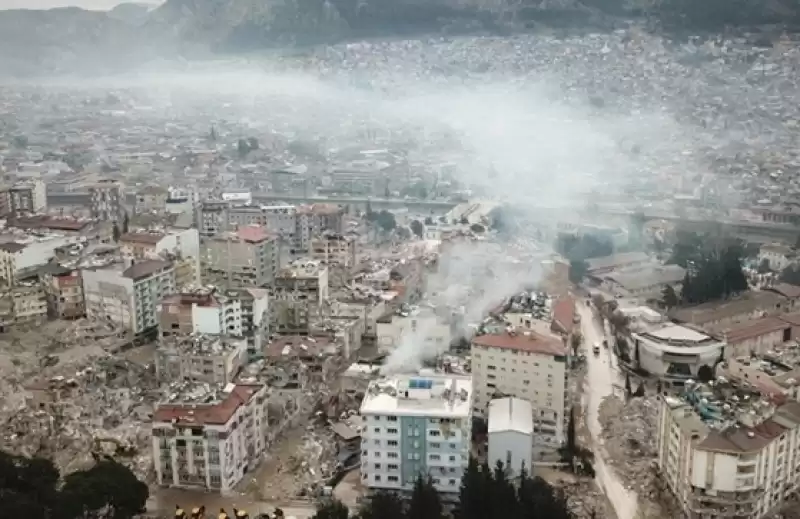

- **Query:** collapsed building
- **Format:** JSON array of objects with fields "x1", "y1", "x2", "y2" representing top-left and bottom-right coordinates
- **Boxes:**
[{"x1": 156, "y1": 334, "x2": 248, "y2": 385}]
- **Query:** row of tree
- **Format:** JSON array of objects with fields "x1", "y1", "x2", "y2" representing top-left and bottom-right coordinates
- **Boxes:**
[
  {"x1": 0, "y1": 450, "x2": 149, "y2": 519},
  {"x1": 668, "y1": 231, "x2": 749, "y2": 305},
  {"x1": 555, "y1": 233, "x2": 614, "y2": 284},
  {"x1": 313, "y1": 460, "x2": 578, "y2": 519}
]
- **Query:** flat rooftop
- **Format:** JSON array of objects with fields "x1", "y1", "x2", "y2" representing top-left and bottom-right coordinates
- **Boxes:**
[
  {"x1": 154, "y1": 382, "x2": 264, "y2": 426},
  {"x1": 488, "y1": 397, "x2": 533, "y2": 435},
  {"x1": 360, "y1": 374, "x2": 472, "y2": 418}
]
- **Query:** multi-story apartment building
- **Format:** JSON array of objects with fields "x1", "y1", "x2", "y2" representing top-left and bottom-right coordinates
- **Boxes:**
[
  {"x1": 201, "y1": 226, "x2": 279, "y2": 288},
  {"x1": 359, "y1": 374, "x2": 472, "y2": 498},
  {"x1": 271, "y1": 260, "x2": 329, "y2": 334},
  {"x1": 155, "y1": 335, "x2": 248, "y2": 384},
  {"x1": 119, "y1": 228, "x2": 201, "y2": 288},
  {"x1": 159, "y1": 288, "x2": 269, "y2": 354},
  {"x1": 152, "y1": 383, "x2": 268, "y2": 493},
  {"x1": 8, "y1": 180, "x2": 47, "y2": 216},
  {"x1": 44, "y1": 267, "x2": 84, "y2": 319},
  {"x1": 657, "y1": 381, "x2": 800, "y2": 519},
  {"x1": 376, "y1": 308, "x2": 451, "y2": 356},
  {"x1": 295, "y1": 204, "x2": 345, "y2": 252},
  {"x1": 198, "y1": 201, "x2": 343, "y2": 255},
  {"x1": 134, "y1": 185, "x2": 169, "y2": 215},
  {"x1": 88, "y1": 180, "x2": 124, "y2": 222},
  {"x1": 471, "y1": 331, "x2": 568, "y2": 447},
  {"x1": 0, "y1": 282, "x2": 48, "y2": 327},
  {"x1": 82, "y1": 259, "x2": 175, "y2": 334},
  {"x1": 308, "y1": 232, "x2": 357, "y2": 287}
]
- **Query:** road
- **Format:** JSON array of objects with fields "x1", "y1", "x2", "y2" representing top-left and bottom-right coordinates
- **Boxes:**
[{"x1": 577, "y1": 301, "x2": 639, "y2": 519}]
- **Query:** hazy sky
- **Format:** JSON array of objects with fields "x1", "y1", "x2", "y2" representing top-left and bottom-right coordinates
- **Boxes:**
[{"x1": 0, "y1": 0, "x2": 160, "y2": 9}]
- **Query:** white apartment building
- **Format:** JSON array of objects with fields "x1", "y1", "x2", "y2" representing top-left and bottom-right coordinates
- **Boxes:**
[
  {"x1": 488, "y1": 397, "x2": 534, "y2": 478},
  {"x1": 657, "y1": 385, "x2": 800, "y2": 519},
  {"x1": 160, "y1": 288, "x2": 269, "y2": 354},
  {"x1": 82, "y1": 259, "x2": 175, "y2": 334},
  {"x1": 120, "y1": 228, "x2": 201, "y2": 287},
  {"x1": 376, "y1": 309, "x2": 451, "y2": 356},
  {"x1": 152, "y1": 383, "x2": 268, "y2": 493},
  {"x1": 471, "y1": 331, "x2": 568, "y2": 447},
  {"x1": 359, "y1": 375, "x2": 473, "y2": 498}
]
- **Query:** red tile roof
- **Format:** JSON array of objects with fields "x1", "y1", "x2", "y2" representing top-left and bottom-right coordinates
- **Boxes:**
[
  {"x1": 14, "y1": 215, "x2": 89, "y2": 232},
  {"x1": 472, "y1": 331, "x2": 566, "y2": 357},
  {"x1": 551, "y1": 296, "x2": 576, "y2": 335},
  {"x1": 724, "y1": 316, "x2": 789, "y2": 344},
  {"x1": 236, "y1": 225, "x2": 272, "y2": 243},
  {"x1": 153, "y1": 384, "x2": 263, "y2": 426}
]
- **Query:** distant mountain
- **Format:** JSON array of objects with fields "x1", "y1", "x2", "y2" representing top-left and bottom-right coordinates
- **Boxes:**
[{"x1": 0, "y1": 0, "x2": 797, "y2": 77}]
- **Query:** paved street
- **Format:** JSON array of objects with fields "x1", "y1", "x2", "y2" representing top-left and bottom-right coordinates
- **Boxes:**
[{"x1": 577, "y1": 301, "x2": 638, "y2": 519}]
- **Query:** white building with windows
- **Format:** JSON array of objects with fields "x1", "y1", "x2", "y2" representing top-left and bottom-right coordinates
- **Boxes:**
[
  {"x1": 657, "y1": 383, "x2": 800, "y2": 519},
  {"x1": 152, "y1": 383, "x2": 268, "y2": 493},
  {"x1": 471, "y1": 331, "x2": 568, "y2": 447},
  {"x1": 359, "y1": 374, "x2": 472, "y2": 498},
  {"x1": 376, "y1": 308, "x2": 451, "y2": 356},
  {"x1": 488, "y1": 397, "x2": 533, "y2": 478}
]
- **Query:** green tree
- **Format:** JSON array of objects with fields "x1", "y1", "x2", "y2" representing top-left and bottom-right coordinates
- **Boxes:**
[
  {"x1": 237, "y1": 138, "x2": 251, "y2": 157},
  {"x1": 311, "y1": 499, "x2": 349, "y2": 519},
  {"x1": 375, "y1": 210, "x2": 396, "y2": 233},
  {"x1": 424, "y1": 216, "x2": 434, "y2": 225},
  {"x1": 59, "y1": 459, "x2": 149, "y2": 519},
  {"x1": 408, "y1": 475, "x2": 444, "y2": 519},
  {"x1": 410, "y1": 219, "x2": 424, "y2": 238},
  {"x1": 357, "y1": 491, "x2": 404, "y2": 519},
  {"x1": 112, "y1": 223, "x2": 121, "y2": 242},
  {"x1": 455, "y1": 458, "x2": 490, "y2": 519},
  {"x1": 662, "y1": 285, "x2": 679, "y2": 308},
  {"x1": 470, "y1": 223, "x2": 486, "y2": 233},
  {"x1": 569, "y1": 331, "x2": 582, "y2": 357},
  {"x1": 568, "y1": 259, "x2": 588, "y2": 284}
]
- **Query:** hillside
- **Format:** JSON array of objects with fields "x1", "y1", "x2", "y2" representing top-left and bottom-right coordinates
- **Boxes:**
[{"x1": 0, "y1": 0, "x2": 798, "y2": 76}]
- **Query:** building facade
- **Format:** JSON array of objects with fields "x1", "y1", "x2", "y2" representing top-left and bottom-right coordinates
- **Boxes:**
[
  {"x1": 471, "y1": 331, "x2": 568, "y2": 448},
  {"x1": 152, "y1": 383, "x2": 269, "y2": 493},
  {"x1": 359, "y1": 375, "x2": 472, "y2": 497},
  {"x1": 201, "y1": 226, "x2": 279, "y2": 288},
  {"x1": 488, "y1": 397, "x2": 534, "y2": 478},
  {"x1": 88, "y1": 180, "x2": 124, "y2": 222}
]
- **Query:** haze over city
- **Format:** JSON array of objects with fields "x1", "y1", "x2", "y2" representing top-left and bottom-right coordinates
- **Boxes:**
[{"x1": 2, "y1": 2, "x2": 800, "y2": 519}]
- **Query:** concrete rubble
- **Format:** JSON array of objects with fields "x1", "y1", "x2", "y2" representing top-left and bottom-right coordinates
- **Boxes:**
[{"x1": 598, "y1": 394, "x2": 659, "y2": 497}]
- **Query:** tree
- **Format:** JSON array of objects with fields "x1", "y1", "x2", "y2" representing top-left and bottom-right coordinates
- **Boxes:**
[
  {"x1": 455, "y1": 458, "x2": 490, "y2": 519},
  {"x1": 121, "y1": 212, "x2": 129, "y2": 234},
  {"x1": 625, "y1": 374, "x2": 633, "y2": 398},
  {"x1": 375, "y1": 210, "x2": 396, "y2": 233},
  {"x1": 11, "y1": 135, "x2": 28, "y2": 148},
  {"x1": 568, "y1": 259, "x2": 588, "y2": 284},
  {"x1": 237, "y1": 138, "x2": 251, "y2": 157},
  {"x1": 357, "y1": 491, "x2": 404, "y2": 519},
  {"x1": 397, "y1": 226, "x2": 412, "y2": 240},
  {"x1": 569, "y1": 331, "x2": 582, "y2": 357},
  {"x1": 59, "y1": 459, "x2": 149, "y2": 519},
  {"x1": 408, "y1": 476, "x2": 444, "y2": 519},
  {"x1": 758, "y1": 258, "x2": 772, "y2": 274},
  {"x1": 470, "y1": 223, "x2": 485, "y2": 233},
  {"x1": 209, "y1": 125, "x2": 217, "y2": 141},
  {"x1": 112, "y1": 223, "x2": 121, "y2": 243},
  {"x1": 311, "y1": 499, "x2": 349, "y2": 519},
  {"x1": 564, "y1": 406, "x2": 576, "y2": 458},
  {"x1": 410, "y1": 219, "x2": 424, "y2": 238},
  {"x1": 424, "y1": 216, "x2": 434, "y2": 225},
  {"x1": 460, "y1": 217, "x2": 469, "y2": 225},
  {"x1": 247, "y1": 137, "x2": 259, "y2": 150},
  {"x1": 662, "y1": 285, "x2": 679, "y2": 308}
]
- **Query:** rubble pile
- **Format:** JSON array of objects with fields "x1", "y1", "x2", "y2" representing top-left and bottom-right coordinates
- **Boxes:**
[
  {"x1": 598, "y1": 395, "x2": 659, "y2": 496},
  {"x1": 0, "y1": 352, "x2": 160, "y2": 482},
  {"x1": 258, "y1": 427, "x2": 338, "y2": 500},
  {"x1": 554, "y1": 478, "x2": 614, "y2": 519}
]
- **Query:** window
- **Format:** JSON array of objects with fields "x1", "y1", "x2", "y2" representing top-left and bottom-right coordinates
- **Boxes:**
[
  {"x1": 388, "y1": 476, "x2": 399, "y2": 482},
  {"x1": 375, "y1": 475, "x2": 381, "y2": 482},
  {"x1": 449, "y1": 479, "x2": 457, "y2": 486},
  {"x1": 430, "y1": 442, "x2": 441, "y2": 449},
  {"x1": 374, "y1": 428, "x2": 381, "y2": 433},
  {"x1": 430, "y1": 454, "x2": 441, "y2": 461},
  {"x1": 449, "y1": 455, "x2": 456, "y2": 462},
  {"x1": 429, "y1": 430, "x2": 441, "y2": 437},
  {"x1": 449, "y1": 443, "x2": 457, "y2": 449},
  {"x1": 387, "y1": 428, "x2": 398, "y2": 434},
  {"x1": 387, "y1": 416, "x2": 398, "y2": 422},
  {"x1": 374, "y1": 464, "x2": 381, "y2": 470},
  {"x1": 388, "y1": 464, "x2": 399, "y2": 470},
  {"x1": 388, "y1": 452, "x2": 398, "y2": 459},
  {"x1": 387, "y1": 440, "x2": 398, "y2": 447}
]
